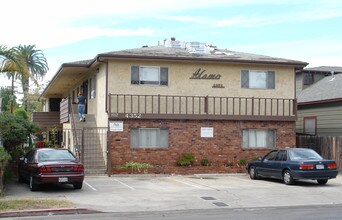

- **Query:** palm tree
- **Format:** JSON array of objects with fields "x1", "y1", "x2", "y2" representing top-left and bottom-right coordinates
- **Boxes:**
[
  {"x1": 0, "y1": 45, "x2": 27, "y2": 113},
  {"x1": 13, "y1": 45, "x2": 49, "y2": 110}
]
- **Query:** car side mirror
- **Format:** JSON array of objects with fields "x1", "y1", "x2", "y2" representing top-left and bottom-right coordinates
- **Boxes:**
[
  {"x1": 257, "y1": 157, "x2": 262, "y2": 161},
  {"x1": 24, "y1": 158, "x2": 28, "y2": 163}
]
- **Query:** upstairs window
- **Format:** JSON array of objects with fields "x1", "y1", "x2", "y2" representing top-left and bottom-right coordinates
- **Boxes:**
[
  {"x1": 89, "y1": 75, "x2": 96, "y2": 99},
  {"x1": 131, "y1": 66, "x2": 168, "y2": 86},
  {"x1": 303, "y1": 116, "x2": 316, "y2": 135},
  {"x1": 303, "y1": 73, "x2": 314, "y2": 86},
  {"x1": 241, "y1": 70, "x2": 275, "y2": 89}
]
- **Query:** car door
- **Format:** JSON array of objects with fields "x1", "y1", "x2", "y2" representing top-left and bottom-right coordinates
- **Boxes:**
[
  {"x1": 273, "y1": 150, "x2": 288, "y2": 179},
  {"x1": 21, "y1": 150, "x2": 36, "y2": 179},
  {"x1": 258, "y1": 150, "x2": 278, "y2": 177}
]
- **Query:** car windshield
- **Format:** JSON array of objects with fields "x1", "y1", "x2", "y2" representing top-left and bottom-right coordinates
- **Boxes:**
[
  {"x1": 38, "y1": 150, "x2": 76, "y2": 162},
  {"x1": 289, "y1": 149, "x2": 323, "y2": 161}
]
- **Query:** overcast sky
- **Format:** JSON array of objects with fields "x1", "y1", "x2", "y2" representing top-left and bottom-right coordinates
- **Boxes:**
[{"x1": 1, "y1": 0, "x2": 341, "y2": 88}]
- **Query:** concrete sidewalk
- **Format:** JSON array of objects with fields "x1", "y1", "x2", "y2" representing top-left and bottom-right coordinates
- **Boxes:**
[{"x1": 2, "y1": 174, "x2": 342, "y2": 216}]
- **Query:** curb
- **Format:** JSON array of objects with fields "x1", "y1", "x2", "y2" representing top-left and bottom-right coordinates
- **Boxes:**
[{"x1": 0, "y1": 208, "x2": 102, "y2": 218}]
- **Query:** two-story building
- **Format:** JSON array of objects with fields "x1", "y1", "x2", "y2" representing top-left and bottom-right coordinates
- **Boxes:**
[
  {"x1": 36, "y1": 39, "x2": 307, "y2": 175},
  {"x1": 296, "y1": 66, "x2": 342, "y2": 136}
]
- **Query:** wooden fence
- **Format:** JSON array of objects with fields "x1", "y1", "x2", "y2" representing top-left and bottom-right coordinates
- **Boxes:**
[{"x1": 296, "y1": 135, "x2": 342, "y2": 172}]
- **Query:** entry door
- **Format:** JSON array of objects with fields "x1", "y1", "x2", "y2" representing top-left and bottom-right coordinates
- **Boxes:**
[{"x1": 82, "y1": 80, "x2": 88, "y2": 114}]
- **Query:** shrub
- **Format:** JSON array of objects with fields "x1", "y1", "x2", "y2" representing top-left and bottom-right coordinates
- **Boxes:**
[
  {"x1": 120, "y1": 162, "x2": 154, "y2": 173},
  {"x1": 0, "y1": 147, "x2": 11, "y2": 194},
  {"x1": 201, "y1": 158, "x2": 209, "y2": 166},
  {"x1": 176, "y1": 153, "x2": 195, "y2": 166},
  {"x1": 239, "y1": 158, "x2": 247, "y2": 166}
]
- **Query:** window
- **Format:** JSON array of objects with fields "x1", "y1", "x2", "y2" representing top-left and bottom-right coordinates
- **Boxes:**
[
  {"x1": 242, "y1": 129, "x2": 276, "y2": 148},
  {"x1": 303, "y1": 116, "x2": 316, "y2": 135},
  {"x1": 275, "y1": 150, "x2": 287, "y2": 161},
  {"x1": 89, "y1": 75, "x2": 96, "y2": 99},
  {"x1": 130, "y1": 128, "x2": 169, "y2": 148},
  {"x1": 241, "y1": 70, "x2": 275, "y2": 89},
  {"x1": 303, "y1": 73, "x2": 314, "y2": 86},
  {"x1": 263, "y1": 151, "x2": 278, "y2": 161},
  {"x1": 131, "y1": 66, "x2": 168, "y2": 85}
]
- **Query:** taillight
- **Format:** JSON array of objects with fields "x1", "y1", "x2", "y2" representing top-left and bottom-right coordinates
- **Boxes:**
[
  {"x1": 328, "y1": 163, "x2": 337, "y2": 169},
  {"x1": 38, "y1": 166, "x2": 52, "y2": 173},
  {"x1": 299, "y1": 164, "x2": 314, "y2": 170},
  {"x1": 73, "y1": 165, "x2": 84, "y2": 172}
]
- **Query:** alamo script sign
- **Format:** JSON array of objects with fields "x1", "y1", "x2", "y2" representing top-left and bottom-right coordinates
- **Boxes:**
[{"x1": 189, "y1": 68, "x2": 225, "y2": 88}]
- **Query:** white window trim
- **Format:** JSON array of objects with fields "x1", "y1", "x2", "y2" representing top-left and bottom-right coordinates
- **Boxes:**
[
  {"x1": 242, "y1": 129, "x2": 276, "y2": 149},
  {"x1": 131, "y1": 128, "x2": 169, "y2": 148},
  {"x1": 241, "y1": 69, "x2": 276, "y2": 90},
  {"x1": 131, "y1": 65, "x2": 168, "y2": 86}
]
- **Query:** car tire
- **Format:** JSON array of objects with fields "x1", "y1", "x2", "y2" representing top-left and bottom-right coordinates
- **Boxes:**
[
  {"x1": 73, "y1": 182, "x2": 83, "y2": 189},
  {"x1": 29, "y1": 175, "x2": 39, "y2": 191},
  {"x1": 249, "y1": 166, "x2": 258, "y2": 179},
  {"x1": 317, "y1": 179, "x2": 328, "y2": 185},
  {"x1": 283, "y1": 170, "x2": 295, "y2": 185}
]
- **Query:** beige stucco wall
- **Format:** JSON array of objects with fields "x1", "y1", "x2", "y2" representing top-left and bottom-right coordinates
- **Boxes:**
[
  {"x1": 94, "y1": 63, "x2": 108, "y2": 127},
  {"x1": 107, "y1": 60, "x2": 295, "y2": 99}
]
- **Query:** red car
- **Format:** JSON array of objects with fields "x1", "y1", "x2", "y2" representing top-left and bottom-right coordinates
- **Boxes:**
[{"x1": 18, "y1": 148, "x2": 84, "y2": 191}]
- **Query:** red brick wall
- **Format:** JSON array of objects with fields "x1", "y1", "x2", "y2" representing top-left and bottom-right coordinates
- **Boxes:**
[{"x1": 110, "y1": 119, "x2": 295, "y2": 174}]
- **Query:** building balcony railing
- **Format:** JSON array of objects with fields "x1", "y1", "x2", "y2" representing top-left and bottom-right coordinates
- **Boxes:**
[{"x1": 108, "y1": 94, "x2": 297, "y2": 121}]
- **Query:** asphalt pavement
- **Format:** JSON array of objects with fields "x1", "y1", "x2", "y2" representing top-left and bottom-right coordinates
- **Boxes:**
[{"x1": 2, "y1": 174, "x2": 342, "y2": 216}]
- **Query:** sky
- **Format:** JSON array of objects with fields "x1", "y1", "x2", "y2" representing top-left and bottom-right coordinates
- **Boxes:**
[{"x1": 0, "y1": 0, "x2": 341, "y2": 90}]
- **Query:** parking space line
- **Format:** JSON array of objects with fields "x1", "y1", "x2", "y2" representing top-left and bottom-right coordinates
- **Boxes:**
[
  {"x1": 172, "y1": 179, "x2": 205, "y2": 189},
  {"x1": 84, "y1": 181, "x2": 97, "y2": 191},
  {"x1": 113, "y1": 178, "x2": 135, "y2": 190}
]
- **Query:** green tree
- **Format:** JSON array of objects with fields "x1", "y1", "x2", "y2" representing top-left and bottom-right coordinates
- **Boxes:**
[
  {"x1": 0, "y1": 112, "x2": 38, "y2": 152},
  {"x1": 13, "y1": 45, "x2": 48, "y2": 111},
  {"x1": 0, "y1": 87, "x2": 16, "y2": 112},
  {"x1": 0, "y1": 45, "x2": 27, "y2": 113}
]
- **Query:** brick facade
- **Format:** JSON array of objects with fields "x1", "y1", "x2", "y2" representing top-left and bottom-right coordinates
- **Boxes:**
[{"x1": 110, "y1": 119, "x2": 295, "y2": 174}]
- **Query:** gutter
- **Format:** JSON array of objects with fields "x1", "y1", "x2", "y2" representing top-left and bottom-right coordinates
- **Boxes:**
[
  {"x1": 298, "y1": 98, "x2": 342, "y2": 106},
  {"x1": 96, "y1": 56, "x2": 109, "y2": 113},
  {"x1": 97, "y1": 54, "x2": 308, "y2": 68}
]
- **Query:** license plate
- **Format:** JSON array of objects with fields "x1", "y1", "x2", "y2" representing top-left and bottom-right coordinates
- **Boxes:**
[
  {"x1": 316, "y1": 165, "x2": 324, "y2": 169},
  {"x1": 58, "y1": 177, "x2": 68, "y2": 182}
]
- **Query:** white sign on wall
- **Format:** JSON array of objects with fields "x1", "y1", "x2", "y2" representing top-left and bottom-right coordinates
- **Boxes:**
[
  {"x1": 110, "y1": 121, "x2": 123, "y2": 132},
  {"x1": 201, "y1": 127, "x2": 213, "y2": 138}
]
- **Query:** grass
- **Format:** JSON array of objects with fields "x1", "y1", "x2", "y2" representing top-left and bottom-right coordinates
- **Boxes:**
[{"x1": 0, "y1": 198, "x2": 73, "y2": 212}]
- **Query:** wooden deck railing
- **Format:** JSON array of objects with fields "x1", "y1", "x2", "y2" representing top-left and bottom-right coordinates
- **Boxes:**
[
  {"x1": 60, "y1": 98, "x2": 70, "y2": 123},
  {"x1": 108, "y1": 94, "x2": 297, "y2": 121}
]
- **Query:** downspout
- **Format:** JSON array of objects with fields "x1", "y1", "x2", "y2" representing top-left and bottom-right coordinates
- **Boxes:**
[{"x1": 96, "y1": 57, "x2": 111, "y2": 177}]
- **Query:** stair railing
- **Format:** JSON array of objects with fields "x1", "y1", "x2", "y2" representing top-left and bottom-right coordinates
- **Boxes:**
[{"x1": 69, "y1": 97, "x2": 81, "y2": 161}]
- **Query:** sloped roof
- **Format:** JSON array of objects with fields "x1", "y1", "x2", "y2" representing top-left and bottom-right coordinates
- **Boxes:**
[
  {"x1": 303, "y1": 66, "x2": 342, "y2": 73},
  {"x1": 41, "y1": 44, "x2": 308, "y2": 98},
  {"x1": 298, "y1": 73, "x2": 342, "y2": 104},
  {"x1": 97, "y1": 46, "x2": 307, "y2": 66}
]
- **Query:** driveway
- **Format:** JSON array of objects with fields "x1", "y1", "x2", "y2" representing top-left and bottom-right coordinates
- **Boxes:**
[{"x1": 4, "y1": 174, "x2": 342, "y2": 212}]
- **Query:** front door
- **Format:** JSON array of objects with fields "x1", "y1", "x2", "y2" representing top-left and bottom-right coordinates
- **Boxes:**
[{"x1": 82, "y1": 80, "x2": 88, "y2": 114}]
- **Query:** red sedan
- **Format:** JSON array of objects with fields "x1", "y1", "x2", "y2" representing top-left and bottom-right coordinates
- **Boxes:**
[{"x1": 18, "y1": 148, "x2": 84, "y2": 191}]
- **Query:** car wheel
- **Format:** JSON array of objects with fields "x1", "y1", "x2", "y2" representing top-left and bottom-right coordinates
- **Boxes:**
[
  {"x1": 317, "y1": 179, "x2": 328, "y2": 185},
  {"x1": 249, "y1": 166, "x2": 258, "y2": 179},
  {"x1": 29, "y1": 175, "x2": 39, "y2": 191},
  {"x1": 283, "y1": 170, "x2": 295, "y2": 185},
  {"x1": 73, "y1": 182, "x2": 83, "y2": 189}
]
